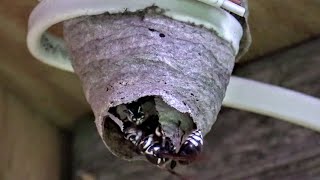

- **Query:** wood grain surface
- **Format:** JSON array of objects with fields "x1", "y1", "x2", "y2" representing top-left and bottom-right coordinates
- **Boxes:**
[{"x1": 0, "y1": 86, "x2": 61, "y2": 180}]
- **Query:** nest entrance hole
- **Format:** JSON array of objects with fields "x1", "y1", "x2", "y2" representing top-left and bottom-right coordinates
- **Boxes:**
[{"x1": 107, "y1": 96, "x2": 196, "y2": 151}]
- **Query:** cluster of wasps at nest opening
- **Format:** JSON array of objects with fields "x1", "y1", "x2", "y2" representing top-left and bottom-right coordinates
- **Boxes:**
[{"x1": 109, "y1": 97, "x2": 204, "y2": 172}]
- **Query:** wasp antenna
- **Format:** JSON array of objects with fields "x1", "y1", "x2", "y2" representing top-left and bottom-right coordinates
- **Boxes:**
[
  {"x1": 128, "y1": 109, "x2": 134, "y2": 115},
  {"x1": 159, "y1": 153, "x2": 195, "y2": 162}
]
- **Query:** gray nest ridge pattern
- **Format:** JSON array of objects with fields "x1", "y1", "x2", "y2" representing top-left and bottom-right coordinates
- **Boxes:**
[{"x1": 64, "y1": 8, "x2": 242, "y2": 159}]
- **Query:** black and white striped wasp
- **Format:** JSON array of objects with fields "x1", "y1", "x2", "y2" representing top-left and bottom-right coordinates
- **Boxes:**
[
  {"x1": 122, "y1": 96, "x2": 157, "y2": 125},
  {"x1": 124, "y1": 118, "x2": 203, "y2": 180},
  {"x1": 124, "y1": 121, "x2": 204, "y2": 166},
  {"x1": 124, "y1": 103, "x2": 146, "y2": 125},
  {"x1": 109, "y1": 97, "x2": 154, "y2": 126},
  {"x1": 123, "y1": 115, "x2": 175, "y2": 166},
  {"x1": 138, "y1": 133, "x2": 176, "y2": 166},
  {"x1": 115, "y1": 97, "x2": 204, "y2": 178},
  {"x1": 142, "y1": 129, "x2": 204, "y2": 168},
  {"x1": 160, "y1": 129, "x2": 204, "y2": 168}
]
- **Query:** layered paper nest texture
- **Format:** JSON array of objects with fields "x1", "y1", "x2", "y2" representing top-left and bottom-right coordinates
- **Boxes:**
[{"x1": 63, "y1": 6, "x2": 249, "y2": 159}]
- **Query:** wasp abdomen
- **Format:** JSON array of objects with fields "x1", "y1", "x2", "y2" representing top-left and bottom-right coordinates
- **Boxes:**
[
  {"x1": 123, "y1": 127, "x2": 143, "y2": 146},
  {"x1": 138, "y1": 134, "x2": 169, "y2": 166},
  {"x1": 178, "y1": 130, "x2": 203, "y2": 165}
]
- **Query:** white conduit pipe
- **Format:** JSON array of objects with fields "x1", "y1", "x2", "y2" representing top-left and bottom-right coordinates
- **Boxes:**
[
  {"x1": 27, "y1": 0, "x2": 320, "y2": 132},
  {"x1": 197, "y1": 0, "x2": 246, "y2": 16},
  {"x1": 221, "y1": 0, "x2": 245, "y2": 16},
  {"x1": 224, "y1": 77, "x2": 320, "y2": 131}
]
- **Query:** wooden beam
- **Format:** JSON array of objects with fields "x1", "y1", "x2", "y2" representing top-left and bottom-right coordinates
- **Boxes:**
[
  {"x1": 245, "y1": 0, "x2": 320, "y2": 61},
  {"x1": 0, "y1": 2, "x2": 90, "y2": 128},
  {"x1": 0, "y1": 32, "x2": 90, "y2": 127},
  {"x1": 0, "y1": 87, "x2": 61, "y2": 180}
]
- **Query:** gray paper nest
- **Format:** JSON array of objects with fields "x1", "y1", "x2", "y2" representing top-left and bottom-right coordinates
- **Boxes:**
[{"x1": 63, "y1": 4, "x2": 250, "y2": 160}]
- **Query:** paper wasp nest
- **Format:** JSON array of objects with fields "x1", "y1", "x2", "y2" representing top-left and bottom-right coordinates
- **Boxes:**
[{"x1": 64, "y1": 6, "x2": 250, "y2": 160}]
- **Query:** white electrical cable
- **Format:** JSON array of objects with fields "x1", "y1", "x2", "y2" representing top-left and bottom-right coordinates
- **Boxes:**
[
  {"x1": 224, "y1": 77, "x2": 320, "y2": 131},
  {"x1": 221, "y1": 0, "x2": 246, "y2": 16},
  {"x1": 27, "y1": 0, "x2": 243, "y2": 72},
  {"x1": 197, "y1": 0, "x2": 225, "y2": 7},
  {"x1": 197, "y1": 0, "x2": 246, "y2": 16}
]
